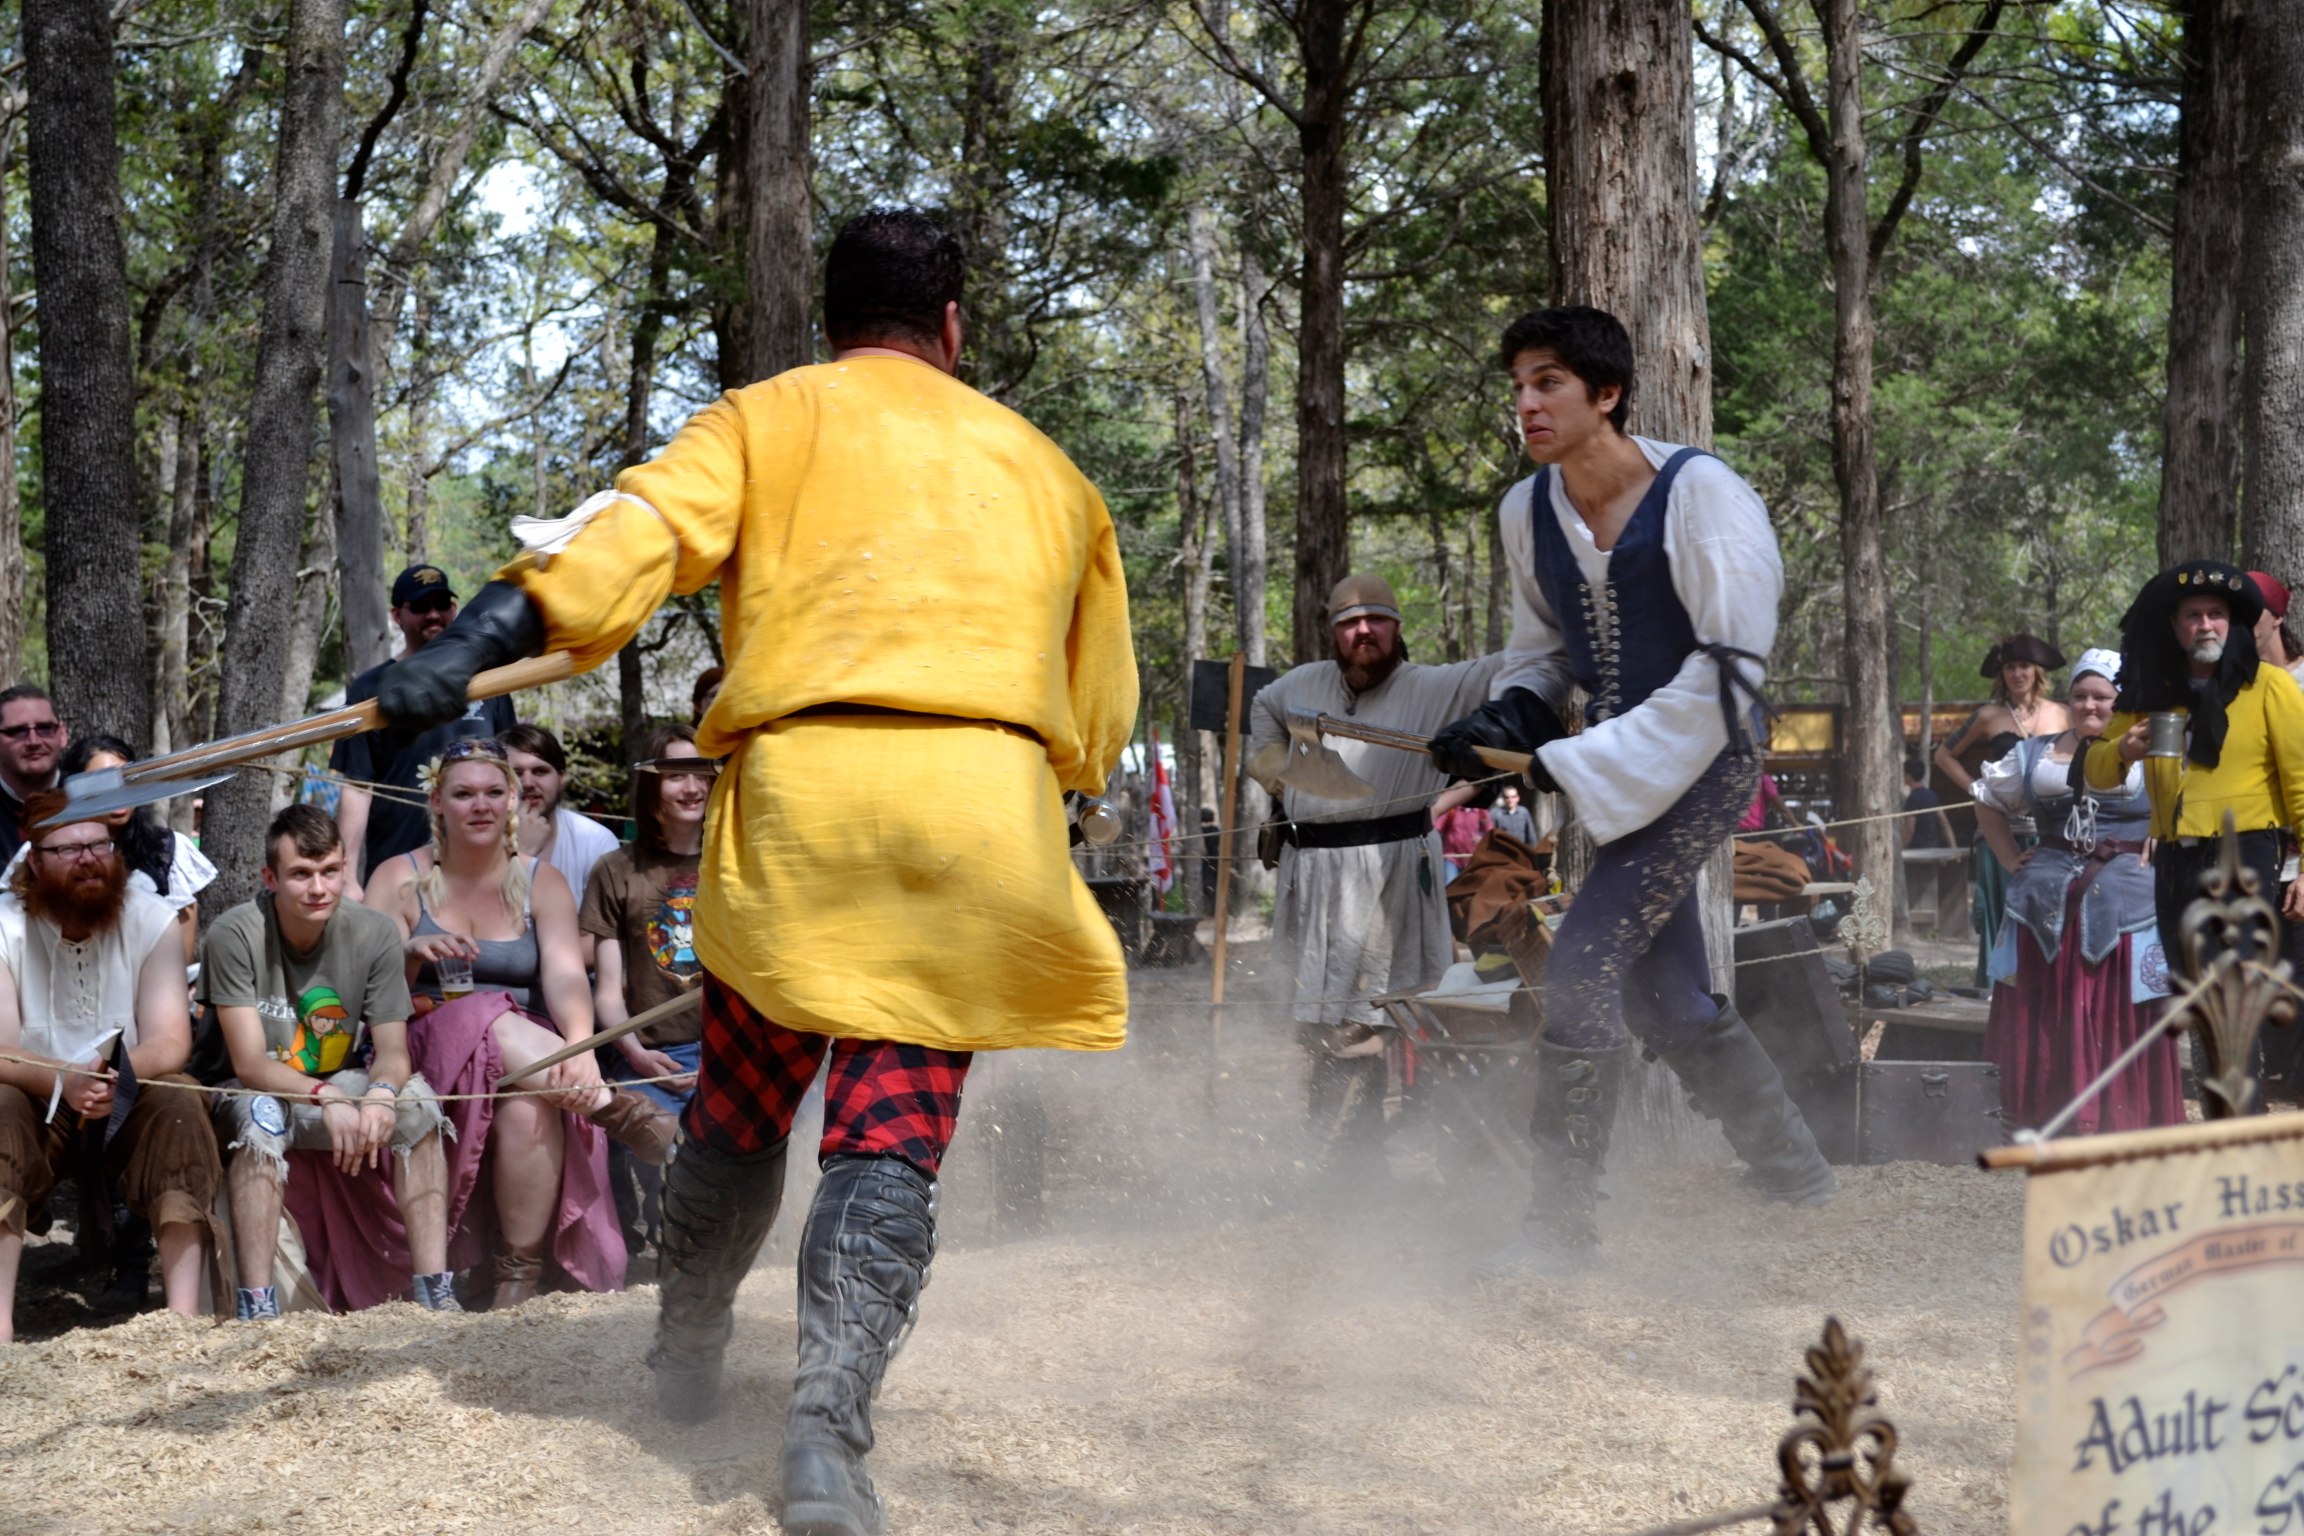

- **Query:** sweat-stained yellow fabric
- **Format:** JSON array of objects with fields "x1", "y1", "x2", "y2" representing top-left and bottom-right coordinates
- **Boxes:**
[
  {"x1": 502, "y1": 355, "x2": 1137, "y2": 1052},
  {"x1": 2082, "y1": 663, "x2": 2304, "y2": 841}
]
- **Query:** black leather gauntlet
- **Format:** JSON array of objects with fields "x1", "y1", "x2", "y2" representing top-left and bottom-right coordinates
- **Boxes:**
[
  {"x1": 374, "y1": 580, "x2": 546, "y2": 728},
  {"x1": 1429, "y1": 687, "x2": 1568, "y2": 794}
]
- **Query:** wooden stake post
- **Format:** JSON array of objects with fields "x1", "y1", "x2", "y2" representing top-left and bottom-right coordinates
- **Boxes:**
[{"x1": 1208, "y1": 651, "x2": 1247, "y2": 1084}]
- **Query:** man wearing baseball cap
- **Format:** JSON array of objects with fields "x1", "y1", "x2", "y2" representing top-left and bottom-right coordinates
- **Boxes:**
[
  {"x1": 2248, "y1": 570, "x2": 2304, "y2": 684},
  {"x1": 329, "y1": 565, "x2": 518, "y2": 895},
  {"x1": 1244, "y1": 572, "x2": 1503, "y2": 1179}
]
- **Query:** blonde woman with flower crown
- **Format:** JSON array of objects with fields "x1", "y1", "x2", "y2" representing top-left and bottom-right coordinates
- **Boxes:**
[{"x1": 364, "y1": 737, "x2": 672, "y2": 1308}]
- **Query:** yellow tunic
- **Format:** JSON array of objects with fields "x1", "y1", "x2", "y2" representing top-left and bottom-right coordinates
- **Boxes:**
[
  {"x1": 2082, "y1": 664, "x2": 2304, "y2": 841},
  {"x1": 504, "y1": 356, "x2": 1137, "y2": 1051}
]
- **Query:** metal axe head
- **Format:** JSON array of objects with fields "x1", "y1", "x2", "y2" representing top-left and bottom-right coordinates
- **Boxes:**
[
  {"x1": 33, "y1": 766, "x2": 238, "y2": 832},
  {"x1": 1277, "y1": 711, "x2": 1376, "y2": 801}
]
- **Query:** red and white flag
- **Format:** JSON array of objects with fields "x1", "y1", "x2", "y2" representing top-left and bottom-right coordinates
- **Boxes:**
[{"x1": 1147, "y1": 730, "x2": 1178, "y2": 892}]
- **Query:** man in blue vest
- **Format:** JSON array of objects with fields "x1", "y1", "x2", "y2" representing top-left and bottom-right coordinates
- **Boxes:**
[{"x1": 1431, "y1": 306, "x2": 1834, "y2": 1275}]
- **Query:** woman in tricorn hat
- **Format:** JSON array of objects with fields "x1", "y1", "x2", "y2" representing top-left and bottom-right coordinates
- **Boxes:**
[{"x1": 1934, "y1": 634, "x2": 2069, "y2": 986}]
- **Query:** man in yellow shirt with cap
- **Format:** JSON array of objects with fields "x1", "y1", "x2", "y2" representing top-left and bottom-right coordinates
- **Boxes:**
[{"x1": 371, "y1": 207, "x2": 1136, "y2": 1536}]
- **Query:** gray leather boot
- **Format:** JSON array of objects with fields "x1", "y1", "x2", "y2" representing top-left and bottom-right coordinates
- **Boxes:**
[
  {"x1": 1475, "y1": 1038, "x2": 1627, "y2": 1278},
  {"x1": 780, "y1": 1155, "x2": 938, "y2": 1536},
  {"x1": 649, "y1": 1137, "x2": 788, "y2": 1423},
  {"x1": 1658, "y1": 998, "x2": 1836, "y2": 1206}
]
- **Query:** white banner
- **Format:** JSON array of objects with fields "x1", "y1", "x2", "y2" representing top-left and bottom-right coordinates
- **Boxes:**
[{"x1": 2012, "y1": 1117, "x2": 2304, "y2": 1535}]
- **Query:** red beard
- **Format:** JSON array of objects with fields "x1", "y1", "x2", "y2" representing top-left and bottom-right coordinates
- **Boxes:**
[
  {"x1": 20, "y1": 855, "x2": 129, "y2": 937},
  {"x1": 1337, "y1": 644, "x2": 1404, "y2": 695}
]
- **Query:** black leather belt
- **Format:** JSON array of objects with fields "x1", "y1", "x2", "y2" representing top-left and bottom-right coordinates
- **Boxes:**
[
  {"x1": 786, "y1": 701, "x2": 1042, "y2": 746},
  {"x1": 2172, "y1": 828, "x2": 2278, "y2": 849},
  {"x1": 1281, "y1": 808, "x2": 1433, "y2": 850}
]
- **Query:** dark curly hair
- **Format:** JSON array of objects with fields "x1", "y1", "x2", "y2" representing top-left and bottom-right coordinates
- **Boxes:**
[
  {"x1": 1497, "y1": 306, "x2": 1636, "y2": 432},
  {"x1": 823, "y1": 207, "x2": 965, "y2": 353}
]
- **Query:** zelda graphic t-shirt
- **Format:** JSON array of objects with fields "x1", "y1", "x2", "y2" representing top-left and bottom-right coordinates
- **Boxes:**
[
  {"x1": 200, "y1": 893, "x2": 414, "y2": 1076},
  {"x1": 579, "y1": 845, "x2": 705, "y2": 1045}
]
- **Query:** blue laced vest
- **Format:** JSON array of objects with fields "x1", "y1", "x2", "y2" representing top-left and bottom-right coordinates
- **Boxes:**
[{"x1": 1526, "y1": 447, "x2": 1760, "y2": 742}]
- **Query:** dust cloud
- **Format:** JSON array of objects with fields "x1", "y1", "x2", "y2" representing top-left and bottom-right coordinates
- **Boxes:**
[{"x1": 0, "y1": 943, "x2": 2022, "y2": 1534}]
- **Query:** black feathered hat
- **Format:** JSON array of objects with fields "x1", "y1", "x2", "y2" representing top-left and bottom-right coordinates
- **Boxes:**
[
  {"x1": 2113, "y1": 560, "x2": 2264, "y2": 769},
  {"x1": 1979, "y1": 634, "x2": 2065, "y2": 679}
]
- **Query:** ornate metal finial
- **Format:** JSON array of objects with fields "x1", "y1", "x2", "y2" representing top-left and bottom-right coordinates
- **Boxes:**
[
  {"x1": 2169, "y1": 812, "x2": 2298, "y2": 1117},
  {"x1": 1769, "y1": 1318, "x2": 1917, "y2": 1536},
  {"x1": 1844, "y1": 875, "x2": 1888, "y2": 967}
]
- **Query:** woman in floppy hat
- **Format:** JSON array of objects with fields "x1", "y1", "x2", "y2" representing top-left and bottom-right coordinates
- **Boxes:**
[
  {"x1": 1971, "y1": 648, "x2": 2178, "y2": 1134},
  {"x1": 1934, "y1": 633, "x2": 2069, "y2": 986}
]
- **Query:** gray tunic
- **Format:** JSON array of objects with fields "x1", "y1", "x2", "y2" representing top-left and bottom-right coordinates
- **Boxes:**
[{"x1": 1248, "y1": 655, "x2": 1505, "y2": 1028}]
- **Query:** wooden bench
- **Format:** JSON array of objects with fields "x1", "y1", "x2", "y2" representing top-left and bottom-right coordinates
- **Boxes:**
[{"x1": 1902, "y1": 845, "x2": 1971, "y2": 936}]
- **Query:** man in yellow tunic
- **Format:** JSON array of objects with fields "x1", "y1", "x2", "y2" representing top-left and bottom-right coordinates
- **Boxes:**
[
  {"x1": 2084, "y1": 561, "x2": 2304, "y2": 1025},
  {"x1": 374, "y1": 209, "x2": 1135, "y2": 1536}
]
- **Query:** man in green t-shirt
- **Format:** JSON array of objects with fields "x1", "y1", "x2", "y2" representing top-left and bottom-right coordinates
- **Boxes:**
[{"x1": 201, "y1": 805, "x2": 457, "y2": 1319}]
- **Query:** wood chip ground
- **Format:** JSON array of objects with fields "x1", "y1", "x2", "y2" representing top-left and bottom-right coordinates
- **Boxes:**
[{"x1": 2, "y1": 952, "x2": 2021, "y2": 1535}]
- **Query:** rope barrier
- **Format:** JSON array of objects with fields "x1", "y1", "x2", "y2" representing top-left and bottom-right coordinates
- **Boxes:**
[
  {"x1": 1079, "y1": 783, "x2": 1956, "y2": 869},
  {"x1": 0, "y1": 1047, "x2": 695, "y2": 1107},
  {"x1": 190, "y1": 731, "x2": 1958, "y2": 873}
]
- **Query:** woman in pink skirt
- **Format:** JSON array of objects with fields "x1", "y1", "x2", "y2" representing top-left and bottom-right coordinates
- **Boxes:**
[{"x1": 1973, "y1": 648, "x2": 2183, "y2": 1134}]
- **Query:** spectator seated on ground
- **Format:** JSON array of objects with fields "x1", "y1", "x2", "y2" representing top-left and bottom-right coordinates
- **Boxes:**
[
  {"x1": 586, "y1": 726, "x2": 712, "y2": 1111},
  {"x1": 363, "y1": 738, "x2": 668, "y2": 1308},
  {"x1": 582, "y1": 726, "x2": 713, "y2": 1261},
  {"x1": 0, "y1": 684, "x2": 66, "y2": 864},
  {"x1": 501, "y1": 723, "x2": 618, "y2": 910},
  {"x1": 12, "y1": 735, "x2": 220, "y2": 967},
  {"x1": 0, "y1": 792, "x2": 220, "y2": 1341},
  {"x1": 202, "y1": 805, "x2": 459, "y2": 1318}
]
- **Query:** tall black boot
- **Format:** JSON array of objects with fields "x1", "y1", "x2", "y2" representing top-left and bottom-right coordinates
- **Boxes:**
[
  {"x1": 649, "y1": 1137, "x2": 788, "y2": 1423},
  {"x1": 1657, "y1": 999, "x2": 1836, "y2": 1205},
  {"x1": 782, "y1": 1155, "x2": 938, "y2": 1536},
  {"x1": 1476, "y1": 1039, "x2": 1626, "y2": 1278}
]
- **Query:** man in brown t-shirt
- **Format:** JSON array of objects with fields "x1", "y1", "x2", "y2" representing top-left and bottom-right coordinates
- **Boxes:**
[{"x1": 581, "y1": 727, "x2": 715, "y2": 1112}]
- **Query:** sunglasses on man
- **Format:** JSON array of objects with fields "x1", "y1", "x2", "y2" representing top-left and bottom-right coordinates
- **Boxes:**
[
  {"x1": 0, "y1": 719, "x2": 61, "y2": 741},
  {"x1": 403, "y1": 596, "x2": 456, "y2": 616}
]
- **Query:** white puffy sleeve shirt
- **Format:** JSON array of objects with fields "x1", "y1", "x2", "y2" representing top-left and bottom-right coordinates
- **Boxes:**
[{"x1": 1495, "y1": 437, "x2": 1782, "y2": 846}]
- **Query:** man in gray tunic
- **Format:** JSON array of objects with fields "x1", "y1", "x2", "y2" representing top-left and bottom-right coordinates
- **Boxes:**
[{"x1": 1248, "y1": 575, "x2": 1503, "y2": 1172}]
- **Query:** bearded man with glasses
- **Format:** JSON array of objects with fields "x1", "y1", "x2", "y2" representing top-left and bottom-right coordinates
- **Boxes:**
[
  {"x1": 0, "y1": 792, "x2": 221, "y2": 1340},
  {"x1": 0, "y1": 684, "x2": 67, "y2": 864}
]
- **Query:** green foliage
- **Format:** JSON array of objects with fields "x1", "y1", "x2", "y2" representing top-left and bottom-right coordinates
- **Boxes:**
[{"x1": 0, "y1": 0, "x2": 2197, "y2": 737}]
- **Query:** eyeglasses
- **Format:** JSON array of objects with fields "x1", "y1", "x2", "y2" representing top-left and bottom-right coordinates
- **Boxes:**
[
  {"x1": 404, "y1": 597, "x2": 455, "y2": 616},
  {"x1": 0, "y1": 720, "x2": 61, "y2": 741},
  {"x1": 33, "y1": 838, "x2": 115, "y2": 863}
]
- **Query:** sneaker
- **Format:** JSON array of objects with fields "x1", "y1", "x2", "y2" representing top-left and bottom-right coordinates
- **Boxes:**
[
  {"x1": 412, "y1": 1272, "x2": 464, "y2": 1312},
  {"x1": 234, "y1": 1286, "x2": 281, "y2": 1322}
]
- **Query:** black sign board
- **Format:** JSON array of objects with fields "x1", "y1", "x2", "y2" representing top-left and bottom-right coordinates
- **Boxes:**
[{"x1": 1187, "y1": 658, "x2": 1281, "y2": 733}]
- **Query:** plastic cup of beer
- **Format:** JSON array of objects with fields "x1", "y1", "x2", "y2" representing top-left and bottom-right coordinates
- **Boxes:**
[
  {"x1": 437, "y1": 954, "x2": 475, "y2": 999},
  {"x1": 2145, "y1": 711, "x2": 2185, "y2": 759}
]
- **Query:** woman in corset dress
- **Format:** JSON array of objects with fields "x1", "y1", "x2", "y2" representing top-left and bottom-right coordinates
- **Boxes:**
[
  {"x1": 1971, "y1": 649, "x2": 2180, "y2": 1134},
  {"x1": 1935, "y1": 634, "x2": 2070, "y2": 987},
  {"x1": 364, "y1": 738, "x2": 672, "y2": 1307}
]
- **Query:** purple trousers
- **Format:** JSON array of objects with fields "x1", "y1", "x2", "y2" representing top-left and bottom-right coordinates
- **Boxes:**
[{"x1": 1543, "y1": 751, "x2": 1760, "y2": 1052}]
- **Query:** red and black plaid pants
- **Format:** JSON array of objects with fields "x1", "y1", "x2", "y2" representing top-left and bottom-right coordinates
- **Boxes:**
[{"x1": 682, "y1": 974, "x2": 972, "y2": 1176}]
